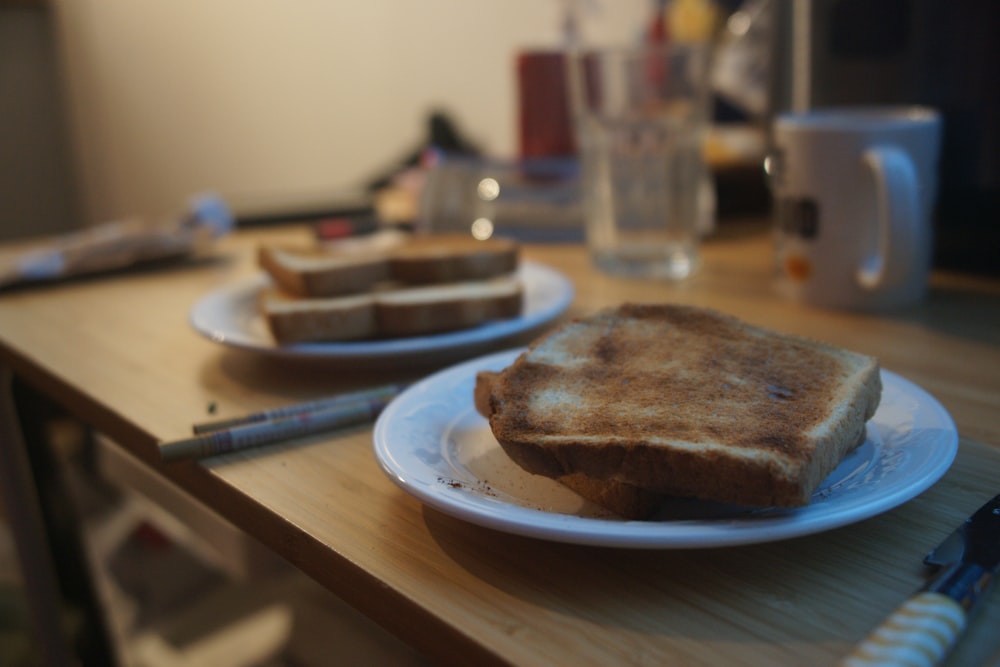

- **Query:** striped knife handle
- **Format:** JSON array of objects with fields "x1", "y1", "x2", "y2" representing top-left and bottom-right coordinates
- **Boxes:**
[{"x1": 839, "y1": 591, "x2": 966, "y2": 667}]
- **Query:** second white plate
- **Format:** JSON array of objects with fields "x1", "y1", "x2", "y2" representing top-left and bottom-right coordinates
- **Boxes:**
[{"x1": 373, "y1": 349, "x2": 959, "y2": 548}]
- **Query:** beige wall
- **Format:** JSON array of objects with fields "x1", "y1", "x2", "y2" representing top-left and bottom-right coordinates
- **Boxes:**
[{"x1": 49, "y1": 1, "x2": 647, "y2": 224}]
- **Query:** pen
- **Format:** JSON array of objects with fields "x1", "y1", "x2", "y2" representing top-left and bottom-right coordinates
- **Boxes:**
[
  {"x1": 162, "y1": 385, "x2": 405, "y2": 462},
  {"x1": 192, "y1": 383, "x2": 407, "y2": 434}
]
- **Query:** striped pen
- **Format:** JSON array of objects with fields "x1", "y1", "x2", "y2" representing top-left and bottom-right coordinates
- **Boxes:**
[{"x1": 160, "y1": 383, "x2": 407, "y2": 462}]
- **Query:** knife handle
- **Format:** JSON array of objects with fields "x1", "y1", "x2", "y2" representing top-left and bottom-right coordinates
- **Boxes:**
[{"x1": 839, "y1": 591, "x2": 966, "y2": 667}]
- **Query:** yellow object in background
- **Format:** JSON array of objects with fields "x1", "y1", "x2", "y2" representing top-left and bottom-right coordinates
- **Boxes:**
[{"x1": 668, "y1": 0, "x2": 720, "y2": 43}]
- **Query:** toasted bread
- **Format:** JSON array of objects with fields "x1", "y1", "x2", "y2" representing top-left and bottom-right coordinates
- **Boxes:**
[
  {"x1": 256, "y1": 234, "x2": 523, "y2": 344},
  {"x1": 374, "y1": 279, "x2": 523, "y2": 338},
  {"x1": 475, "y1": 371, "x2": 666, "y2": 519},
  {"x1": 258, "y1": 246, "x2": 389, "y2": 298},
  {"x1": 258, "y1": 287, "x2": 377, "y2": 343},
  {"x1": 260, "y1": 276, "x2": 524, "y2": 344},
  {"x1": 482, "y1": 304, "x2": 882, "y2": 511},
  {"x1": 258, "y1": 235, "x2": 519, "y2": 298},
  {"x1": 388, "y1": 235, "x2": 519, "y2": 284}
]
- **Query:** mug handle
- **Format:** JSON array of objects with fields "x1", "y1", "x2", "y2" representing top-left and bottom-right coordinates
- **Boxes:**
[{"x1": 856, "y1": 146, "x2": 922, "y2": 290}]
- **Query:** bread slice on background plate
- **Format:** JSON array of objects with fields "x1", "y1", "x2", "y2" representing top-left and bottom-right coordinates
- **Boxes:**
[
  {"x1": 257, "y1": 287, "x2": 378, "y2": 344},
  {"x1": 256, "y1": 234, "x2": 524, "y2": 344},
  {"x1": 478, "y1": 304, "x2": 882, "y2": 517},
  {"x1": 374, "y1": 277, "x2": 523, "y2": 338},
  {"x1": 387, "y1": 235, "x2": 519, "y2": 284},
  {"x1": 258, "y1": 246, "x2": 390, "y2": 298},
  {"x1": 260, "y1": 276, "x2": 524, "y2": 344},
  {"x1": 258, "y1": 234, "x2": 519, "y2": 298}
]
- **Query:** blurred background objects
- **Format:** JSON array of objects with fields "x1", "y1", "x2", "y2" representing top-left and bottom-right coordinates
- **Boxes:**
[{"x1": 6, "y1": 0, "x2": 994, "y2": 272}]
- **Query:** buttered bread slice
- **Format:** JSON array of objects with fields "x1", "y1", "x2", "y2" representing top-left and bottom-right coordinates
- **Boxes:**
[{"x1": 485, "y1": 304, "x2": 882, "y2": 509}]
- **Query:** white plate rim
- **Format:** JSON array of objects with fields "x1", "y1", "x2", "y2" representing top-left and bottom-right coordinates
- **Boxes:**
[
  {"x1": 373, "y1": 349, "x2": 959, "y2": 548},
  {"x1": 189, "y1": 261, "x2": 574, "y2": 361}
]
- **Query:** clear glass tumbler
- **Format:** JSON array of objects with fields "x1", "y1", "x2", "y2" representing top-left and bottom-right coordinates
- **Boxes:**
[{"x1": 569, "y1": 45, "x2": 712, "y2": 279}]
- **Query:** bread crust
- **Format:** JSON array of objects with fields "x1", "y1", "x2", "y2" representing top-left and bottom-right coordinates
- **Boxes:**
[{"x1": 486, "y1": 304, "x2": 882, "y2": 510}]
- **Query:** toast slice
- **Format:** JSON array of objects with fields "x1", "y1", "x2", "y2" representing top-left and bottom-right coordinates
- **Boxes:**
[
  {"x1": 258, "y1": 246, "x2": 389, "y2": 298},
  {"x1": 483, "y1": 304, "x2": 882, "y2": 510},
  {"x1": 260, "y1": 276, "x2": 524, "y2": 344},
  {"x1": 388, "y1": 235, "x2": 519, "y2": 284},
  {"x1": 475, "y1": 371, "x2": 666, "y2": 519},
  {"x1": 258, "y1": 287, "x2": 377, "y2": 343},
  {"x1": 374, "y1": 278, "x2": 523, "y2": 338},
  {"x1": 258, "y1": 235, "x2": 519, "y2": 298}
]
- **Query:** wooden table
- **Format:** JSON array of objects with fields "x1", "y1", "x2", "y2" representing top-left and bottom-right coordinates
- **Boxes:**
[{"x1": 2, "y1": 224, "x2": 999, "y2": 666}]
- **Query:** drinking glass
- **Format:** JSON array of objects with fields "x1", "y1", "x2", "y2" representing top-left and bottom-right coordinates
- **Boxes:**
[{"x1": 569, "y1": 45, "x2": 712, "y2": 279}]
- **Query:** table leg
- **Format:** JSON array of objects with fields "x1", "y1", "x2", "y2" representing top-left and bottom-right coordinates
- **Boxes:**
[{"x1": 0, "y1": 367, "x2": 117, "y2": 666}]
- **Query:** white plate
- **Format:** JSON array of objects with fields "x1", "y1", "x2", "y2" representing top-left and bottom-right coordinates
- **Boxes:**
[
  {"x1": 373, "y1": 349, "x2": 959, "y2": 548},
  {"x1": 189, "y1": 261, "x2": 573, "y2": 364}
]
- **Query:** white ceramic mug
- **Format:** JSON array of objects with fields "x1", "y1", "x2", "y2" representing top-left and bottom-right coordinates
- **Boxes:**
[{"x1": 768, "y1": 106, "x2": 942, "y2": 310}]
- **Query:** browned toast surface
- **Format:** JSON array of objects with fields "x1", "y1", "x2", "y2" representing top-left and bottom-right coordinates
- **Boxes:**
[
  {"x1": 475, "y1": 371, "x2": 665, "y2": 519},
  {"x1": 485, "y1": 304, "x2": 882, "y2": 509}
]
